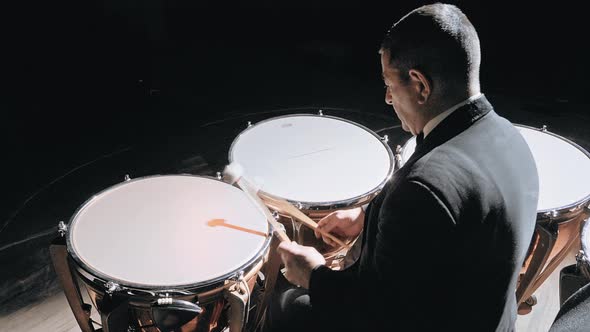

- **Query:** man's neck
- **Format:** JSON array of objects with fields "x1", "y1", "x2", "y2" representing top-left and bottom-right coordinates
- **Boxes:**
[
  {"x1": 422, "y1": 92, "x2": 483, "y2": 137},
  {"x1": 430, "y1": 87, "x2": 481, "y2": 117}
]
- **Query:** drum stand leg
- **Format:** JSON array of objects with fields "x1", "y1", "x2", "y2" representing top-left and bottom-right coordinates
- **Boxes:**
[
  {"x1": 530, "y1": 216, "x2": 584, "y2": 297},
  {"x1": 226, "y1": 285, "x2": 249, "y2": 332},
  {"x1": 49, "y1": 237, "x2": 96, "y2": 332},
  {"x1": 293, "y1": 220, "x2": 305, "y2": 245},
  {"x1": 517, "y1": 224, "x2": 556, "y2": 309},
  {"x1": 98, "y1": 297, "x2": 130, "y2": 332},
  {"x1": 253, "y1": 231, "x2": 283, "y2": 331}
]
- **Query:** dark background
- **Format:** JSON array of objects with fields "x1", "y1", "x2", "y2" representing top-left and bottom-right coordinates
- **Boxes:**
[{"x1": 1, "y1": 0, "x2": 589, "y2": 314}]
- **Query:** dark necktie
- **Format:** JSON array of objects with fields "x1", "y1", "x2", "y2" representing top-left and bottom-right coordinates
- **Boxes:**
[{"x1": 416, "y1": 132, "x2": 425, "y2": 147}]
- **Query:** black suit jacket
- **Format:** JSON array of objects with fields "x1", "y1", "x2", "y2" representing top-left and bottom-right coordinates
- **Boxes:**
[{"x1": 309, "y1": 96, "x2": 539, "y2": 331}]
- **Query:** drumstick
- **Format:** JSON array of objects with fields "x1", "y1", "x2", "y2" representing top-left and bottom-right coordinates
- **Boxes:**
[
  {"x1": 222, "y1": 163, "x2": 290, "y2": 243},
  {"x1": 259, "y1": 194, "x2": 351, "y2": 250},
  {"x1": 223, "y1": 163, "x2": 349, "y2": 249}
]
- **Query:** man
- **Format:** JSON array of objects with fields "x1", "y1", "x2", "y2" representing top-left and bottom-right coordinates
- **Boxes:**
[{"x1": 267, "y1": 3, "x2": 539, "y2": 331}]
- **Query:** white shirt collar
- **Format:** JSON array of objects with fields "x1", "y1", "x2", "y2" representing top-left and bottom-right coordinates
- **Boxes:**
[{"x1": 423, "y1": 93, "x2": 484, "y2": 138}]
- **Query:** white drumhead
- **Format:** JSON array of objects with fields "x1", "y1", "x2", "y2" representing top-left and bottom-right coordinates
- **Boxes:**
[
  {"x1": 229, "y1": 115, "x2": 393, "y2": 204},
  {"x1": 68, "y1": 175, "x2": 268, "y2": 287},
  {"x1": 519, "y1": 128, "x2": 590, "y2": 211},
  {"x1": 399, "y1": 125, "x2": 590, "y2": 211}
]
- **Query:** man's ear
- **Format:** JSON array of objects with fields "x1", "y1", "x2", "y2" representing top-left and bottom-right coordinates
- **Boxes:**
[{"x1": 408, "y1": 69, "x2": 431, "y2": 104}]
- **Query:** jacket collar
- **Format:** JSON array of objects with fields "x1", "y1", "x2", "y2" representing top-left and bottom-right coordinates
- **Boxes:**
[{"x1": 402, "y1": 95, "x2": 494, "y2": 171}]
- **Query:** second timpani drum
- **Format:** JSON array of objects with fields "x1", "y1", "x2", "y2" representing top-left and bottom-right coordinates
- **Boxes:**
[{"x1": 229, "y1": 113, "x2": 394, "y2": 261}]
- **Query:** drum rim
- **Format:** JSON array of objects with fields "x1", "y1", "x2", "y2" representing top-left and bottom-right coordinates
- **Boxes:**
[
  {"x1": 398, "y1": 124, "x2": 590, "y2": 216},
  {"x1": 228, "y1": 113, "x2": 395, "y2": 210},
  {"x1": 66, "y1": 174, "x2": 272, "y2": 291}
]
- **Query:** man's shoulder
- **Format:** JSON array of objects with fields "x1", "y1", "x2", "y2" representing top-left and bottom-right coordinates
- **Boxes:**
[{"x1": 404, "y1": 142, "x2": 474, "y2": 185}]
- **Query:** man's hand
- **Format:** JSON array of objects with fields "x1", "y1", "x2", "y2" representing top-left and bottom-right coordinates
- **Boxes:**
[
  {"x1": 277, "y1": 241, "x2": 326, "y2": 289},
  {"x1": 314, "y1": 207, "x2": 365, "y2": 246}
]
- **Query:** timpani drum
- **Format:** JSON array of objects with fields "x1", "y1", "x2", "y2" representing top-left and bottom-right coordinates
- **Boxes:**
[
  {"x1": 398, "y1": 124, "x2": 590, "y2": 309},
  {"x1": 59, "y1": 175, "x2": 270, "y2": 332},
  {"x1": 228, "y1": 113, "x2": 394, "y2": 262}
]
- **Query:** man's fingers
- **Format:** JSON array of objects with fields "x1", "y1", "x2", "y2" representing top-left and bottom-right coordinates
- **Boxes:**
[
  {"x1": 315, "y1": 215, "x2": 340, "y2": 238},
  {"x1": 317, "y1": 211, "x2": 340, "y2": 227},
  {"x1": 277, "y1": 240, "x2": 301, "y2": 256},
  {"x1": 315, "y1": 213, "x2": 334, "y2": 238},
  {"x1": 320, "y1": 219, "x2": 339, "y2": 233},
  {"x1": 277, "y1": 242, "x2": 294, "y2": 265},
  {"x1": 321, "y1": 233, "x2": 338, "y2": 247},
  {"x1": 277, "y1": 241, "x2": 292, "y2": 253}
]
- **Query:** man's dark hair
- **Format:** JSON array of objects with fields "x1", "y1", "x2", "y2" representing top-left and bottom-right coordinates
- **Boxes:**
[{"x1": 381, "y1": 3, "x2": 480, "y2": 95}]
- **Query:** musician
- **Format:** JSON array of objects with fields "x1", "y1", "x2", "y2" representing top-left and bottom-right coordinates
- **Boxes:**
[{"x1": 264, "y1": 3, "x2": 539, "y2": 331}]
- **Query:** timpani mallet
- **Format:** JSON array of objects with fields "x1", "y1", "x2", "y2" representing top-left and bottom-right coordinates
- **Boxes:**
[
  {"x1": 259, "y1": 194, "x2": 351, "y2": 250},
  {"x1": 222, "y1": 162, "x2": 290, "y2": 242},
  {"x1": 222, "y1": 162, "x2": 350, "y2": 250}
]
